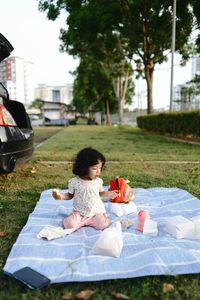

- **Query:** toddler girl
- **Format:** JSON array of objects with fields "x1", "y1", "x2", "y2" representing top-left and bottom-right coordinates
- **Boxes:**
[{"x1": 52, "y1": 147, "x2": 118, "y2": 231}]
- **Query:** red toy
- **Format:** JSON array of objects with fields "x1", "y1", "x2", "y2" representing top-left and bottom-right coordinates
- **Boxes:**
[{"x1": 109, "y1": 177, "x2": 134, "y2": 203}]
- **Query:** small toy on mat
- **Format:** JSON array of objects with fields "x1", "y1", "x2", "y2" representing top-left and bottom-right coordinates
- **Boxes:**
[
  {"x1": 120, "y1": 218, "x2": 133, "y2": 230},
  {"x1": 109, "y1": 177, "x2": 134, "y2": 203}
]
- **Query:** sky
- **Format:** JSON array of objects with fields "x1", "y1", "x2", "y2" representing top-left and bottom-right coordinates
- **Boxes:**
[
  {"x1": 0, "y1": 0, "x2": 79, "y2": 85},
  {"x1": 0, "y1": 0, "x2": 193, "y2": 109}
]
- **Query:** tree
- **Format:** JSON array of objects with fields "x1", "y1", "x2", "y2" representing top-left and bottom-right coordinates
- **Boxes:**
[
  {"x1": 118, "y1": 0, "x2": 196, "y2": 113},
  {"x1": 97, "y1": 38, "x2": 134, "y2": 123},
  {"x1": 73, "y1": 57, "x2": 117, "y2": 124},
  {"x1": 29, "y1": 98, "x2": 42, "y2": 109},
  {"x1": 38, "y1": 0, "x2": 196, "y2": 114},
  {"x1": 38, "y1": 0, "x2": 135, "y2": 123},
  {"x1": 190, "y1": 0, "x2": 200, "y2": 53},
  {"x1": 73, "y1": 56, "x2": 134, "y2": 124}
]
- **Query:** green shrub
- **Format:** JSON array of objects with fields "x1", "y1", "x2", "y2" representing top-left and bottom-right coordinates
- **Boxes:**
[{"x1": 137, "y1": 110, "x2": 200, "y2": 137}]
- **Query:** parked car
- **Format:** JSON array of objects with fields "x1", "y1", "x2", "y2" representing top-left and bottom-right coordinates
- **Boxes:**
[
  {"x1": 0, "y1": 33, "x2": 34, "y2": 173},
  {"x1": 44, "y1": 117, "x2": 69, "y2": 126}
]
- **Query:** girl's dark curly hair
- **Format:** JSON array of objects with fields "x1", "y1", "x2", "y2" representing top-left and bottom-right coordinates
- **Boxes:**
[{"x1": 72, "y1": 147, "x2": 106, "y2": 177}]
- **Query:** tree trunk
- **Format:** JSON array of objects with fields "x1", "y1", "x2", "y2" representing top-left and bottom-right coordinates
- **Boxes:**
[
  {"x1": 188, "y1": 93, "x2": 192, "y2": 111},
  {"x1": 118, "y1": 95, "x2": 124, "y2": 124},
  {"x1": 105, "y1": 99, "x2": 112, "y2": 125},
  {"x1": 144, "y1": 61, "x2": 154, "y2": 114},
  {"x1": 117, "y1": 77, "x2": 124, "y2": 124},
  {"x1": 113, "y1": 72, "x2": 129, "y2": 124},
  {"x1": 141, "y1": 4, "x2": 154, "y2": 114}
]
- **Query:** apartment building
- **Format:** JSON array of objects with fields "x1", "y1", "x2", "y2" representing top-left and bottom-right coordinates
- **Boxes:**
[
  {"x1": 173, "y1": 56, "x2": 200, "y2": 111},
  {"x1": 192, "y1": 56, "x2": 200, "y2": 77},
  {"x1": 0, "y1": 56, "x2": 35, "y2": 107},
  {"x1": 34, "y1": 83, "x2": 73, "y2": 105}
]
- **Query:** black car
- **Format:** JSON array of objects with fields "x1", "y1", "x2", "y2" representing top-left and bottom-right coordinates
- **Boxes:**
[{"x1": 0, "y1": 33, "x2": 34, "y2": 173}]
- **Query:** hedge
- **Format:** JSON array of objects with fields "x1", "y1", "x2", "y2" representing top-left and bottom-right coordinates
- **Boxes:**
[{"x1": 136, "y1": 110, "x2": 200, "y2": 137}]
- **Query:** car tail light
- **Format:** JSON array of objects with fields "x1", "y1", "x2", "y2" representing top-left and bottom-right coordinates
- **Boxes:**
[{"x1": 0, "y1": 104, "x2": 17, "y2": 126}]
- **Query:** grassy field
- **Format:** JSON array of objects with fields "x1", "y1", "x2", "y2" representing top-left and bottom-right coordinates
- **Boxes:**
[
  {"x1": 0, "y1": 125, "x2": 200, "y2": 300},
  {"x1": 34, "y1": 125, "x2": 200, "y2": 162}
]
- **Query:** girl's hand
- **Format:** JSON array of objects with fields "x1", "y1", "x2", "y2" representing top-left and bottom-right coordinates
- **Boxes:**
[
  {"x1": 108, "y1": 190, "x2": 120, "y2": 199},
  {"x1": 52, "y1": 189, "x2": 63, "y2": 200}
]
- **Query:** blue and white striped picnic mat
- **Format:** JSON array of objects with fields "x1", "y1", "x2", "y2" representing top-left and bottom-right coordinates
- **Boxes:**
[{"x1": 3, "y1": 187, "x2": 200, "y2": 283}]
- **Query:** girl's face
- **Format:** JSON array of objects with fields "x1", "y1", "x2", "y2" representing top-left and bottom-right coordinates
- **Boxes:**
[{"x1": 87, "y1": 161, "x2": 103, "y2": 180}]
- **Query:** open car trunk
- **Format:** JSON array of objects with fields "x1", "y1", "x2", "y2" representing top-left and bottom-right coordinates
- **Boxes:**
[
  {"x1": 3, "y1": 98, "x2": 32, "y2": 130},
  {"x1": 0, "y1": 33, "x2": 34, "y2": 174}
]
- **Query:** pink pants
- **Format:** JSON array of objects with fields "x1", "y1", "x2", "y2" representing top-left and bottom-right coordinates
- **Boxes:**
[{"x1": 63, "y1": 211, "x2": 111, "y2": 231}]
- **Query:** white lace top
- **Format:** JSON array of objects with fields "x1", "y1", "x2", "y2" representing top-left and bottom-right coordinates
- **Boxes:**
[{"x1": 68, "y1": 176, "x2": 106, "y2": 217}]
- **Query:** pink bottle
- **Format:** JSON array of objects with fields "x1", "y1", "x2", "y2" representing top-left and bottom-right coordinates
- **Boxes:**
[{"x1": 137, "y1": 210, "x2": 150, "y2": 232}]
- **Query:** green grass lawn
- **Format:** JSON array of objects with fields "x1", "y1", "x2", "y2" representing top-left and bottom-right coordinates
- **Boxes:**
[
  {"x1": 33, "y1": 125, "x2": 200, "y2": 162},
  {"x1": 0, "y1": 125, "x2": 200, "y2": 300}
]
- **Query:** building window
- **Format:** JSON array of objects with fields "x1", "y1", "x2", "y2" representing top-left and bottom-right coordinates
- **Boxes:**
[{"x1": 52, "y1": 90, "x2": 61, "y2": 102}]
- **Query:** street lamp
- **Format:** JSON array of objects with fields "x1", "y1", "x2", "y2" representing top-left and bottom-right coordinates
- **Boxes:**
[{"x1": 169, "y1": 0, "x2": 177, "y2": 112}]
